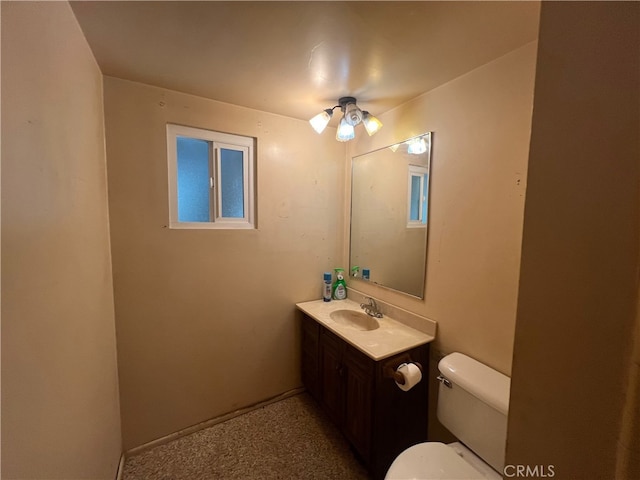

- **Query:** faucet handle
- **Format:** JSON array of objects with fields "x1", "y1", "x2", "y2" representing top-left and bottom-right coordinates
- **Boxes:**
[{"x1": 361, "y1": 297, "x2": 382, "y2": 317}]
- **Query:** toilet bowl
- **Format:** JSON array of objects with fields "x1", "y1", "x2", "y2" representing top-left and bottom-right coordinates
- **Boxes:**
[
  {"x1": 385, "y1": 353, "x2": 510, "y2": 480},
  {"x1": 385, "y1": 442, "x2": 502, "y2": 480}
]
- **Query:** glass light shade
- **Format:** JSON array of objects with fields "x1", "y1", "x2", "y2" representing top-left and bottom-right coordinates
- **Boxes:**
[
  {"x1": 362, "y1": 112, "x2": 383, "y2": 136},
  {"x1": 336, "y1": 117, "x2": 355, "y2": 142},
  {"x1": 407, "y1": 137, "x2": 427, "y2": 155},
  {"x1": 309, "y1": 110, "x2": 332, "y2": 134}
]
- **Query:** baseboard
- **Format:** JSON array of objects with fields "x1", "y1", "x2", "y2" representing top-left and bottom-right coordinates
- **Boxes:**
[{"x1": 124, "y1": 387, "x2": 305, "y2": 458}]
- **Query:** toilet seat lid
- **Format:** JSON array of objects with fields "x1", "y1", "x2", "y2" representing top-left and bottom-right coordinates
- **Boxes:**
[{"x1": 385, "y1": 442, "x2": 486, "y2": 480}]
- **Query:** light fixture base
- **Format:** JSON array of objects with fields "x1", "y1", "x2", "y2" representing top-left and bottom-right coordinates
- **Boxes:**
[{"x1": 338, "y1": 96, "x2": 357, "y2": 111}]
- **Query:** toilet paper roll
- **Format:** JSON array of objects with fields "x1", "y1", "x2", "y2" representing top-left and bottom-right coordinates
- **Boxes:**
[{"x1": 395, "y1": 362, "x2": 422, "y2": 392}]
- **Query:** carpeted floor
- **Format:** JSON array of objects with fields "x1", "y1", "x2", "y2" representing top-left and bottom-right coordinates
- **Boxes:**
[{"x1": 122, "y1": 393, "x2": 372, "y2": 479}]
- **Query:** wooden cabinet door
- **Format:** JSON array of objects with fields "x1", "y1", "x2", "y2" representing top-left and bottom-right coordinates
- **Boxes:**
[
  {"x1": 371, "y1": 345, "x2": 430, "y2": 480},
  {"x1": 320, "y1": 329, "x2": 344, "y2": 426},
  {"x1": 300, "y1": 314, "x2": 320, "y2": 398},
  {"x1": 344, "y1": 345, "x2": 374, "y2": 462}
]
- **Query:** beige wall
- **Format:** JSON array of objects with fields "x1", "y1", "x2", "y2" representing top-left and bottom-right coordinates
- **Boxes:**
[
  {"x1": 507, "y1": 2, "x2": 639, "y2": 478},
  {"x1": 349, "y1": 42, "x2": 538, "y2": 377},
  {"x1": 103, "y1": 77, "x2": 345, "y2": 449},
  {"x1": 1, "y1": 2, "x2": 122, "y2": 479}
]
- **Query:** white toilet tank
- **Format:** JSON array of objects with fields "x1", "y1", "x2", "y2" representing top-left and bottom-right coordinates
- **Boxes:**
[{"x1": 436, "y1": 353, "x2": 511, "y2": 473}]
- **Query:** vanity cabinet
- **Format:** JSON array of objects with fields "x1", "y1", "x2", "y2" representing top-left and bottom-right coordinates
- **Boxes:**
[
  {"x1": 300, "y1": 312, "x2": 429, "y2": 480},
  {"x1": 320, "y1": 327, "x2": 374, "y2": 461}
]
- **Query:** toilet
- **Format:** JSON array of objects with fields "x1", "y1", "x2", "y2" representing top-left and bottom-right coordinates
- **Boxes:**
[{"x1": 385, "y1": 352, "x2": 510, "y2": 480}]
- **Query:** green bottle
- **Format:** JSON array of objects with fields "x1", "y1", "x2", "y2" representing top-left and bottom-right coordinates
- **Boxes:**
[{"x1": 332, "y1": 268, "x2": 347, "y2": 300}]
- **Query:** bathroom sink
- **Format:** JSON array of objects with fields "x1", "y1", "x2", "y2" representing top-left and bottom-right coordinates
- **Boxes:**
[{"x1": 329, "y1": 309, "x2": 380, "y2": 331}]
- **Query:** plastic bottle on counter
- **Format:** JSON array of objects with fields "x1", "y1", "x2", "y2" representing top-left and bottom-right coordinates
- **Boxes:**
[
  {"x1": 332, "y1": 268, "x2": 347, "y2": 300},
  {"x1": 323, "y1": 272, "x2": 332, "y2": 302}
]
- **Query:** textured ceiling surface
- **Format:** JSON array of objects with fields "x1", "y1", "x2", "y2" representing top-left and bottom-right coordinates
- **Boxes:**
[{"x1": 71, "y1": 1, "x2": 540, "y2": 122}]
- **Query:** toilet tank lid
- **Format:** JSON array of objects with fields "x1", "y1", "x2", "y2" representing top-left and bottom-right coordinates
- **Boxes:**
[{"x1": 438, "y1": 353, "x2": 511, "y2": 415}]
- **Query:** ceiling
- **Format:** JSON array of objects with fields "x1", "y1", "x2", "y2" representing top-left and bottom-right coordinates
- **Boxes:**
[{"x1": 70, "y1": 1, "x2": 540, "y2": 124}]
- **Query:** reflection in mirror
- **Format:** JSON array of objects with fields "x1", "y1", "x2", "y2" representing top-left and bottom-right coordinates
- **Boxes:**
[{"x1": 350, "y1": 133, "x2": 432, "y2": 298}]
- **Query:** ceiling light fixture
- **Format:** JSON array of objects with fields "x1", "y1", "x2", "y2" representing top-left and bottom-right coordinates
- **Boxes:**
[{"x1": 309, "y1": 96, "x2": 383, "y2": 142}]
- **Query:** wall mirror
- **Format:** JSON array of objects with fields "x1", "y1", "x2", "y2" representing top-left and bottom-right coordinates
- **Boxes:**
[{"x1": 350, "y1": 133, "x2": 432, "y2": 298}]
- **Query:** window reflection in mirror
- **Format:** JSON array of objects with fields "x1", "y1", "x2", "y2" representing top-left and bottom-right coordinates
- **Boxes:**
[{"x1": 350, "y1": 133, "x2": 432, "y2": 298}]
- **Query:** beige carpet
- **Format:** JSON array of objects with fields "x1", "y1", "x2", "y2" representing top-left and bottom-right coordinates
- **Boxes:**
[{"x1": 122, "y1": 393, "x2": 371, "y2": 479}]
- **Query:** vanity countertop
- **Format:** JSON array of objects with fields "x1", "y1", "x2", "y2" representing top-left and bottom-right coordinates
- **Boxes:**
[{"x1": 296, "y1": 299, "x2": 435, "y2": 361}]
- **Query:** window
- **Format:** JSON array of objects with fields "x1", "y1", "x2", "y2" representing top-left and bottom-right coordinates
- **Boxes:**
[
  {"x1": 167, "y1": 124, "x2": 255, "y2": 229},
  {"x1": 407, "y1": 165, "x2": 429, "y2": 227}
]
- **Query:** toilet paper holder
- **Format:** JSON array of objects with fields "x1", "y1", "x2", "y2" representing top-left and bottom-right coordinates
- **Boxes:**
[{"x1": 383, "y1": 356, "x2": 423, "y2": 385}]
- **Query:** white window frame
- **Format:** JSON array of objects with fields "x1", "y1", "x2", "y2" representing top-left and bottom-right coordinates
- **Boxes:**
[
  {"x1": 407, "y1": 164, "x2": 429, "y2": 228},
  {"x1": 167, "y1": 124, "x2": 255, "y2": 229}
]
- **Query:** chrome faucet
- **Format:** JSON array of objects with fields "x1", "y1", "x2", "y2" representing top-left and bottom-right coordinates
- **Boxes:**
[{"x1": 360, "y1": 297, "x2": 383, "y2": 318}]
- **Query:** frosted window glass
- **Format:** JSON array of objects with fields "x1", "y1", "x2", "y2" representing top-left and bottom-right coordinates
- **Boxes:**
[
  {"x1": 177, "y1": 137, "x2": 210, "y2": 222},
  {"x1": 220, "y1": 148, "x2": 244, "y2": 218}
]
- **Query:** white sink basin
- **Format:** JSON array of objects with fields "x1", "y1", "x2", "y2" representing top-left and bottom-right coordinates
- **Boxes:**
[{"x1": 329, "y1": 309, "x2": 380, "y2": 331}]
